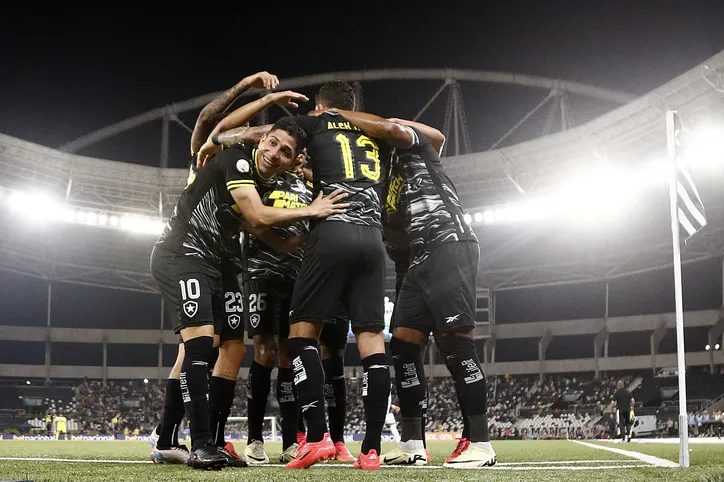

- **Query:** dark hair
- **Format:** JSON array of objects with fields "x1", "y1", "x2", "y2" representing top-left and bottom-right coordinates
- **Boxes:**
[
  {"x1": 316, "y1": 80, "x2": 355, "y2": 110},
  {"x1": 269, "y1": 117, "x2": 308, "y2": 153}
]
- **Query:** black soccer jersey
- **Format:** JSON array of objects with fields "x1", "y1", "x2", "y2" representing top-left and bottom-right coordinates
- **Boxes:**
[
  {"x1": 385, "y1": 127, "x2": 477, "y2": 268},
  {"x1": 296, "y1": 112, "x2": 389, "y2": 228},
  {"x1": 614, "y1": 388, "x2": 633, "y2": 411},
  {"x1": 245, "y1": 172, "x2": 314, "y2": 281},
  {"x1": 155, "y1": 144, "x2": 276, "y2": 265}
]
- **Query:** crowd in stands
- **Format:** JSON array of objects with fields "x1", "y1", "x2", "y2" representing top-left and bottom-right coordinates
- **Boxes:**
[{"x1": 7, "y1": 372, "x2": 722, "y2": 440}]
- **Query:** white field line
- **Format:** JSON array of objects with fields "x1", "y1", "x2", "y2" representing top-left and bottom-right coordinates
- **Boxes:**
[
  {"x1": 0, "y1": 456, "x2": 656, "y2": 471},
  {"x1": 571, "y1": 440, "x2": 679, "y2": 468}
]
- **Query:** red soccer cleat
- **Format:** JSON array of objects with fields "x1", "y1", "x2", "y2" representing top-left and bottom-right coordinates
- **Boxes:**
[
  {"x1": 445, "y1": 437, "x2": 471, "y2": 463},
  {"x1": 353, "y1": 449, "x2": 381, "y2": 470},
  {"x1": 334, "y1": 441, "x2": 357, "y2": 462},
  {"x1": 426, "y1": 448, "x2": 431, "y2": 464},
  {"x1": 297, "y1": 431, "x2": 306, "y2": 446},
  {"x1": 286, "y1": 434, "x2": 335, "y2": 469}
]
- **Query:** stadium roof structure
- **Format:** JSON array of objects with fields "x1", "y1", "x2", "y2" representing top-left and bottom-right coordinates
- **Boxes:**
[{"x1": 1, "y1": 53, "x2": 724, "y2": 294}]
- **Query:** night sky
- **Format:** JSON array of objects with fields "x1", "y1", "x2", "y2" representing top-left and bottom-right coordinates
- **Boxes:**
[
  {"x1": 3, "y1": 1, "x2": 724, "y2": 165},
  {"x1": 1, "y1": 2, "x2": 724, "y2": 366}
]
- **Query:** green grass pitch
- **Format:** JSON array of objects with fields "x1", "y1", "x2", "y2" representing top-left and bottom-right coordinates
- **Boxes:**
[{"x1": 1, "y1": 439, "x2": 723, "y2": 481}]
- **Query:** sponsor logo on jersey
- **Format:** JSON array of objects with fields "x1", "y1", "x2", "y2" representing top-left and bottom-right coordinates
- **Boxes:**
[
  {"x1": 228, "y1": 313, "x2": 241, "y2": 329},
  {"x1": 236, "y1": 159, "x2": 250, "y2": 173},
  {"x1": 250, "y1": 313, "x2": 260, "y2": 328},
  {"x1": 183, "y1": 300, "x2": 198, "y2": 318}
]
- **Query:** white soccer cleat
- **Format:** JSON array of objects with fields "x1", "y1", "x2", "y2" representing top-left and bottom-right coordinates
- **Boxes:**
[
  {"x1": 244, "y1": 440, "x2": 269, "y2": 465},
  {"x1": 443, "y1": 441, "x2": 496, "y2": 469},
  {"x1": 151, "y1": 445, "x2": 190, "y2": 465},
  {"x1": 279, "y1": 443, "x2": 299, "y2": 463},
  {"x1": 149, "y1": 426, "x2": 159, "y2": 450},
  {"x1": 381, "y1": 440, "x2": 428, "y2": 466}
]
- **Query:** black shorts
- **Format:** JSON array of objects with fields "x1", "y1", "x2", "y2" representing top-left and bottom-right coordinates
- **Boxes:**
[
  {"x1": 151, "y1": 247, "x2": 244, "y2": 341},
  {"x1": 392, "y1": 241, "x2": 479, "y2": 334},
  {"x1": 290, "y1": 221, "x2": 385, "y2": 332},
  {"x1": 243, "y1": 277, "x2": 294, "y2": 339}
]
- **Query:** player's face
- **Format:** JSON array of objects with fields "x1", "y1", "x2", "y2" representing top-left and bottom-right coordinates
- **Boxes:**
[{"x1": 257, "y1": 130, "x2": 298, "y2": 176}]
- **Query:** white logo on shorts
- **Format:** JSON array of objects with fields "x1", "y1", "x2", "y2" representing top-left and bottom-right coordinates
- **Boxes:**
[
  {"x1": 228, "y1": 314, "x2": 241, "y2": 329},
  {"x1": 183, "y1": 301, "x2": 198, "y2": 318},
  {"x1": 445, "y1": 314, "x2": 461, "y2": 324},
  {"x1": 236, "y1": 159, "x2": 250, "y2": 173},
  {"x1": 250, "y1": 313, "x2": 260, "y2": 328}
]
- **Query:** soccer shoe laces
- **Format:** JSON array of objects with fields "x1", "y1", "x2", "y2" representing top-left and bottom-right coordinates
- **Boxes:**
[{"x1": 450, "y1": 437, "x2": 470, "y2": 459}]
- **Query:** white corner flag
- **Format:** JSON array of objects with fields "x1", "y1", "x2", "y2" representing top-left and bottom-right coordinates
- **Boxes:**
[{"x1": 666, "y1": 110, "x2": 707, "y2": 468}]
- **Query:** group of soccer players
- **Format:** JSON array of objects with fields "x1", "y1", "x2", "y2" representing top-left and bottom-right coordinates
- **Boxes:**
[{"x1": 148, "y1": 70, "x2": 497, "y2": 470}]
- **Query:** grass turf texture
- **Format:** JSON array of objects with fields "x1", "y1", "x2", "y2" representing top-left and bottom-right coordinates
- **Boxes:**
[{"x1": 0, "y1": 440, "x2": 722, "y2": 482}]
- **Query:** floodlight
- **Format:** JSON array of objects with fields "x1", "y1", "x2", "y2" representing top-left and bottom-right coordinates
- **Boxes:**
[
  {"x1": 716, "y1": 344, "x2": 721, "y2": 350},
  {"x1": 463, "y1": 213, "x2": 472, "y2": 224},
  {"x1": 474, "y1": 212, "x2": 483, "y2": 223},
  {"x1": 705, "y1": 344, "x2": 711, "y2": 351}
]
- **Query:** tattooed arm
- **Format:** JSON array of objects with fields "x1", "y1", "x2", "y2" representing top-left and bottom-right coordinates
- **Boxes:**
[
  {"x1": 196, "y1": 90, "x2": 308, "y2": 167},
  {"x1": 190, "y1": 71, "x2": 279, "y2": 155}
]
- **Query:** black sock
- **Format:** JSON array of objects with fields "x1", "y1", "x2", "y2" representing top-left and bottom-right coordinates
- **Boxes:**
[
  {"x1": 157, "y1": 378, "x2": 184, "y2": 448},
  {"x1": 181, "y1": 336, "x2": 215, "y2": 451},
  {"x1": 440, "y1": 336, "x2": 489, "y2": 443},
  {"x1": 322, "y1": 354, "x2": 346, "y2": 444},
  {"x1": 276, "y1": 367, "x2": 298, "y2": 449},
  {"x1": 390, "y1": 337, "x2": 427, "y2": 442},
  {"x1": 297, "y1": 410, "x2": 306, "y2": 434},
  {"x1": 360, "y1": 353, "x2": 390, "y2": 455},
  {"x1": 209, "y1": 376, "x2": 236, "y2": 447},
  {"x1": 247, "y1": 361, "x2": 272, "y2": 443},
  {"x1": 421, "y1": 384, "x2": 428, "y2": 448},
  {"x1": 287, "y1": 337, "x2": 327, "y2": 443}
]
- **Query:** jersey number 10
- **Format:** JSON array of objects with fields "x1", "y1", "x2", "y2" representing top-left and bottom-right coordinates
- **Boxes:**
[{"x1": 335, "y1": 133, "x2": 381, "y2": 181}]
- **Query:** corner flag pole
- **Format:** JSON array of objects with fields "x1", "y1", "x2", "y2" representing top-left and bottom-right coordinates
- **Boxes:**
[{"x1": 666, "y1": 109, "x2": 690, "y2": 468}]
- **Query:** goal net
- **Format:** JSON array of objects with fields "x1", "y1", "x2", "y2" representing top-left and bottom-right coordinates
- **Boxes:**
[{"x1": 226, "y1": 416, "x2": 279, "y2": 441}]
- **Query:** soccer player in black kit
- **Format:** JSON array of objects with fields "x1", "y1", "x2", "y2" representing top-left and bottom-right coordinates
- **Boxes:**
[
  {"x1": 151, "y1": 110, "x2": 348, "y2": 470},
  {"x1": 282, "y1": 82, "x2": 394, "y2": 470},
  {"x1": 332, "y1": 109, "x2": 497, "y2": 468},
  {"x1": 151, "y1": 71, "x2": 281, "y2": 468},
  {"x1": 611, "y1": 380, "x2": 635, "y2": 442}
]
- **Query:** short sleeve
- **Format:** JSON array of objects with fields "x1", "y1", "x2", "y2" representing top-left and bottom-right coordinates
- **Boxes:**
[{"x1": 217, "y1": 145, "x2": 256, "y2": 192}]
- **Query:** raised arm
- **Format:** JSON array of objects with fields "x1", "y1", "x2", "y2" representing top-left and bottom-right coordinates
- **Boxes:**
[
  {"x1": 190, "y1": 71, "x2": 279, "y2": 155},
  {"x1": 196, "y1": 91, "x2": 308, "y2": 167},
  {"x1": 387, "y1": 118, "x2": 446, "y2": 154},
  {"x1": 329, "y1": 109, "x2": 416, "y2": 149}
]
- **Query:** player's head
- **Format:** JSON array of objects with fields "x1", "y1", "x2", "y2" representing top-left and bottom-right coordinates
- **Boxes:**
[
  {"x1": 257, "y1": 117, "x2": 308, "y2": 176},
  {"x1": 316, "y1": 80, "x2": 355, "y2": 111},
  {"x1": 617, "y1": 380, "x2": 624, "y2": 389}
]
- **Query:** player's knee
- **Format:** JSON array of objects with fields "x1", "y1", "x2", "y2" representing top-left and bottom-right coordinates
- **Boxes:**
[
  {"x1": 254, "y1": 336, "x2": 279, "y2": 367},
  {"x1": 390, "y1": 336, "x2": 422, "y2": 361},
  {"x1": 321, "y1": 350, "x2": 345, "y2": 379},
  {"x1": 392, "y1": 326, "x2": 427, "y2": 345},
  {"x1": 182, "y1": 335, "x2": 215, "y2": 368}
]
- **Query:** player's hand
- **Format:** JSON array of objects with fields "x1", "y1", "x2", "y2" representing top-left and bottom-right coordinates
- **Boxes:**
[
  {"x1": 308, "y1": 189, "x2": 349, "y2": 218},
  {"x1": 245, "y1": 71, "x2": 279, "y2": 90},
  {"x1": 196, "y1": 138, "x2": 222, "y2": 168},
  {"x1": 265, "y1": 90, "x2": 309, "y2": 108}
]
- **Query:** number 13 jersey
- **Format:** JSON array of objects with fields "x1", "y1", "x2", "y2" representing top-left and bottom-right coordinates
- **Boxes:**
[{"x1": 296, "y1": 112, "x2": 390, "y2": 228}]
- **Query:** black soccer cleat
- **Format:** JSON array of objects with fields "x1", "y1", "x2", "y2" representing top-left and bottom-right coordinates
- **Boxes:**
[
  {"x1": 186, "y1": 444, "x2": 228, "y2": 470},
  {"x1": 219, "y1": 443, "x2": 248, "y2": 468}
]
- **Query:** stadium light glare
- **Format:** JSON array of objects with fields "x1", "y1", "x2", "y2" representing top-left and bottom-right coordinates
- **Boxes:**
[
  {"x1": 463, "y1": 213, "x2": 472, "y2": 224},
  {"x1": 686, "y1": 126, "x2": 724, "y2": 169},
  {"x1": 97, "y1": 214, "x2": 108, "y2": 225},
  {"x1": 716, "y1": 343, "x2": 721, "y2": 350},
  {"x1": 85, "y1": 212, "x2": 97, "y2": 225},
  {"x1": 483, "y1": 209, "x2": 495, "y2": 223},
  {"x1": 109, "y1": 215, "x2": 119, "y2": 226},
  {"x1": 473, "y1": 212, "x2": 483, "y2": 223},
  {"x1": 705, "y1": 344, "x2": 711, "y2": 351}
]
